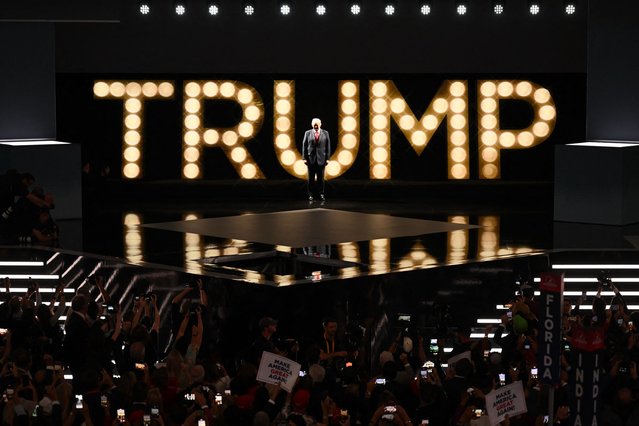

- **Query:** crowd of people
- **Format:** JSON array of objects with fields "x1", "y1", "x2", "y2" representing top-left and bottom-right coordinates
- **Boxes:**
[
  {"x1": 0, "y1": 274, "x2": 636, "y2": 426},
  {"x1": 0, "y1": 170, "x2": 58, "y2": 245}
]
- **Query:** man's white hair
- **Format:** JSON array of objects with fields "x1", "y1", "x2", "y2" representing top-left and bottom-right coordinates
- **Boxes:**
[{"x1": 311, "y1": 118, "x2": 322, "y2": 127}]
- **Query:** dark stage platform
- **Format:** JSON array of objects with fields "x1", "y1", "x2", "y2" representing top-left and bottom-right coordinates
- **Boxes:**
[{"x1": 143, "y1": 208, "x2": 475, "y2": 247}]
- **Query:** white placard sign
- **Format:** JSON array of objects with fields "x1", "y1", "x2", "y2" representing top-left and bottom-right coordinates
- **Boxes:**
[
  {"x1": 256, "y1": 351, "x2": 301, "y2": 392},
  {"x1": 485, "y1": 381, "x2": 528, "y2": 425}
]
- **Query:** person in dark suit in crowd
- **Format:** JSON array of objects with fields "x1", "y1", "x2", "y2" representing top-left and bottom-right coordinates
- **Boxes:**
[
  {"x1": 302, "y1": 118, "x2": 331, "y2": 202},
  {"x1": 63, "y1": 294, "x2": 92, "y2": 375}
]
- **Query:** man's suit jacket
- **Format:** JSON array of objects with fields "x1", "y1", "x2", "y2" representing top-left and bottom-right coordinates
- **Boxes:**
[
  {"x1": 62, "y1": 311, "x2": 90, "y2": 369},
  {"x1": 302, "y1": 128, "x2": 331, "y2": 166}
]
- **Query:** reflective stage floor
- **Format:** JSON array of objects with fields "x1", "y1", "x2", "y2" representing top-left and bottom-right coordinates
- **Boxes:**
[{"x1": 6, "y1": 180, "x2": 639, "y2": 366}]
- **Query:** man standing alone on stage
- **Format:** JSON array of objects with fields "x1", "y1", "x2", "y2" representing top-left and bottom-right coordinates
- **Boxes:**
[{"x1": 302, "y1": 118, "x2": 331, "y2": 202}]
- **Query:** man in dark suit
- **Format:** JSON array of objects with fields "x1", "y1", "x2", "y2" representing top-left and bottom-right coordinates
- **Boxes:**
[
  {"x1": 63, "y1": 294, "x2": 91, "y2": 375},
  {"x1": 302, "y1": 118, "x2": 331, "y2": 202}
]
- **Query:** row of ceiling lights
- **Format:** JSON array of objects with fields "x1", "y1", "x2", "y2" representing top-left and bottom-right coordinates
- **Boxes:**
[{"x1": 138, "y1": 0, "x2": 579, "y2": 17}]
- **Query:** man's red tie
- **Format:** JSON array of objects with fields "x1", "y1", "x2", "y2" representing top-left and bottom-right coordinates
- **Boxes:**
[{"x1": 315, "y1": 131, "x2": 319, "y2": 143}]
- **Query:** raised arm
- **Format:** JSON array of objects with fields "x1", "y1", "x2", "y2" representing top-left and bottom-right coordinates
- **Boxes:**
[{"x1": 197, "y1": 278, "x2": 208, "y2": 307}]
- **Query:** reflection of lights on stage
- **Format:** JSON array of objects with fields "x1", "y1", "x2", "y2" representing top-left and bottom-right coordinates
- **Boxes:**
[
  {"x1": 223, "y1": 247, "x2": 239, "y2": 256},
  {"x1": 370, "y1": 239, "x2": 390, "y2": 274},
  {"x1": 274, "y1": 275, "x2": 295, "y2": 286},
  {"x1": 478, "y1": 80, "x2": 556, "y2": 179},
  {"x1": 245, "y1": 271, "x2": 263, "y2": 283},
  {"x1": 478, "y1": 216, "x2": 499, "y2": 259},
  {"x1": 124, "y1": 213, "x2": 143, "y2": 264},
  {"x1": 184, "y1": 212, "x2": 203, "y2": 274},
  {"x1": 204, "y1": 248, "x2": 221, "y2": 258},
  {"x1": 398, "y1": 243, "x2": 437, "y2": 270},
  {"x1": 124, "y1": 213, "x2": 141, "y2": 226},
  {"x1": 338, "y1": 243, "x2": 359, "y2": 262}
]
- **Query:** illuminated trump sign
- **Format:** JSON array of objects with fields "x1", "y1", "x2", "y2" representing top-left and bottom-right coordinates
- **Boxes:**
[{"x1": 93, "y1": 79, "x2": 557, "y2": 180}]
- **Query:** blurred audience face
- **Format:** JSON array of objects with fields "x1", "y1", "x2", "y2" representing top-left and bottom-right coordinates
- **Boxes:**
[{"x1": 324, "y1": 321, "x2": 337, "y2": 338}]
